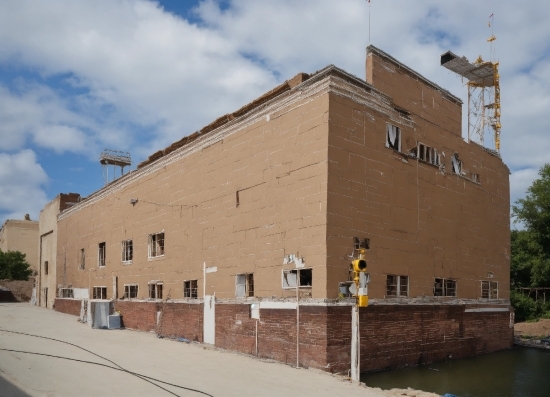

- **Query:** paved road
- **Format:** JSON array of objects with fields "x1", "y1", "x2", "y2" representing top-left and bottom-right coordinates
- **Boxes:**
[{"x1": 0, "y1": 303, "x2": 395, "y2": 397}]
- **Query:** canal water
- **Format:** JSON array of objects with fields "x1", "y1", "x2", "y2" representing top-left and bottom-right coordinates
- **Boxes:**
[{"x1": 361, "y1": 347, "x2": 550, "y2": 397}]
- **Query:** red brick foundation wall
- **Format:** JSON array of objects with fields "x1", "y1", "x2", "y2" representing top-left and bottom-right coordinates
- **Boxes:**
[
  {"x1": 114, "y1": 301, "x2": 159, "y2": 332},
  {"x1": 54, "y1": 298, "x2": 81, "y2": 316},
  {"x1": 325, "y1": 304, "x2": 514, "y2": 373}
]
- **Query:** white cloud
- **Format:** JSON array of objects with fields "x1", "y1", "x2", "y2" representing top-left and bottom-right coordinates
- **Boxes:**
[{"x1": 0, "y1": 150, "x2": 48, "y2": 222}]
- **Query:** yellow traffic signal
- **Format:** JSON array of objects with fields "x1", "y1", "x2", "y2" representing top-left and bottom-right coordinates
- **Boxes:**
[{"x1": 351, "y1": 259, "x2": 367, "y2": 273}]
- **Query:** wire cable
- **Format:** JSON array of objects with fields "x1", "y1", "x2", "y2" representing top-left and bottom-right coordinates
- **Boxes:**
[{"x1": 0, "y1": 328, "x2": 214, "y2": 397}]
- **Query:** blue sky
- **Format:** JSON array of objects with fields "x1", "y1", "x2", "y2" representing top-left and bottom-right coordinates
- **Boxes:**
[{"x1": 0, "y1": 0, "x2": 549, "y2": 225}]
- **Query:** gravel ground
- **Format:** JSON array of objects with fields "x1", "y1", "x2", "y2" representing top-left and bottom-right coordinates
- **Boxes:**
[{"x1": 514, "y1": 318, "x2": 550, "y2": 338}]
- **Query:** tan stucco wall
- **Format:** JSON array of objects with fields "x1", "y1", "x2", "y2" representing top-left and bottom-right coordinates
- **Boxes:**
[
  {"x1": 0, "y1": 219, "x2": 39, "y2": 272},
  {"x1": 325, "y1": 49, "x2": 510, "y2": 299},
  {"x1": 57, "y1": 91, "x2": 329, "y2": 300},
  {"x1": 38, "y1": 196, "x2": 61, "y2": 308}
]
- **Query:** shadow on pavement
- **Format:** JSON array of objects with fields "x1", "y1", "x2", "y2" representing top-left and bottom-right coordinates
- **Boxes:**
[{"x1": 0, "y1": 374, "x2": 33, "y2": 397}]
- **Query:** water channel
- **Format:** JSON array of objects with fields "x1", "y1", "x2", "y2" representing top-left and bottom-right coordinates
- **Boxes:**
[{"x1": 361, "y1": 347, "x2": 550, "y2": 397}]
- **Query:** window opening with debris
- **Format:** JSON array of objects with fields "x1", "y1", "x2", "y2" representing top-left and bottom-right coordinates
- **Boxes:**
[
  {"x1": 124, "y1": 284, "x2": 138, "y2": 299},
  {"x1": 386, "y1": 124, "x2": 401, "y2": 152},
  {"x1": 481, "y1": 281, "x2": 498, "y2": 299},
  {"x1": 44, "y1": 261, "x2": 48, "y2": 275},
  {"x1": 434, "y1": 278, "x2": 457, "y2": 297},
  {"x1": 282, "y1": 268, "x2": 313, "y2": 289},
  {"x1": 148, "y1": 232, "x2": 165, "y2": 258},
  {"x1": 184, "y1": 280, "x2": 198, "y2": 298},
  {"x1": 451, "y1": 153, "x2": 462, "y2": 175},
  {"x1": 148, "y1": 281, "x2": 163, "y2": 299},
  {"x1": 471, "y1": 173, "x2": 480, "y2": 183},
  {"x1": 122, "y1": 239, "x2": 133, "y2": 263},
  {"x1": 92, "y1": 286, "x2": 107, "y2": 300},
  {"x1": 79, "y1": 248, "x2": 85, "y2": 270},
  {"x1": 98, "y1": 242, "x2": 106, "y2": 267},
  {"x1": 415, "y1": 143, "x2": 440, "y2": 166},
  {"x1": 386, "y1": 275, "x2": 409, "y2": 297},
  {"x1": 236, "y1": 273, "x2": 254, "y2": 297},
  {"x1": 60, "y1": 288, "x2": 74, "y2": 298}
]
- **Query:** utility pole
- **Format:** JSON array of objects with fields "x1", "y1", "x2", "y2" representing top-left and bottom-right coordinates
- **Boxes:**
[{"x1": 350, "y1": 243, "x2": 370, "y2": 382}]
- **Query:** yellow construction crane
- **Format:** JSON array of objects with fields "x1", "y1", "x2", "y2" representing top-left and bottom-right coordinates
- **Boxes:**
[{"x1": 440, "y1": 16, "x2": 501, "y2": 152}]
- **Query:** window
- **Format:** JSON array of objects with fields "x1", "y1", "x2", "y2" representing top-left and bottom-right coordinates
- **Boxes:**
[
  {"x1": 451, "y1": 153, "x2": 462, "y2": 174},
  {"x1": 79, "y1": 248, "x2": 85, "y2": 270},
  {"x1": 471, "y1": 173, "x2": 480, "y2": 183},
  {"x1": 386, "y1": 124, "x2": 401, "y2": 152},
  {"x1": 184, "y1": 280, "x2": 198, "y2": 298},
  {"x1": 414, "y1": 143, "x2": 440, "y2": 166},
  {"x1": 44, "y1": 261, "x2": 48, "y2": 275},
  {"x1": 122, "y1": 239, "x2": 133, "y2": 263},
  {"x1": 434, "y1": 278, "x2": 457, "y2": 297},
  {"x1": 282, "y1": 268, "x2": 313, "y2": 289},
  {"x1": 386, "y1": 275, "x2": 409, "y2": 297},
  {"x1": 92, "y1": 286, "x2": 107, "y2": 300},
  {"x1": 124, "y1": 284, "x2": 138, "y2": 299},
  {"x1": 236, "y1": 273, "x2": 254, "y2": 297},
  {"x1": 481, "y1": 281, "x2": 498, "y2": 299},
  {"x1": 148, "y1": 232, "x2": 165, "y2": 258},
  {"x1": 148, "y1": 281, "x2": 163, "y2": 299},
  {"x1": 60, "y1": 288, "x2": 73, "y2": 298},
  {"x1": 98, "y1": 242, "x2": 106, "y2": 267}
]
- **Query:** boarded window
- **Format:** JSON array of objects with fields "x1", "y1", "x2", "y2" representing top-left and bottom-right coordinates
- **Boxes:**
[
  {"x1": 79, "y1": 248, "x2": 85, "y2": 270},
  {"x1": 92, "y1": 286, "x2": 107, "y2": 300},
  {"x1": 434, "y1": 278, "x2": 457, "y2": 297},
  {"x1": 184, "y1": 280, "x2": 198, "y2": 298},
  {"x1": 98, "y1": 242, "x2": 106, "y2": 267},
  {"x1": 386, "y1": 275, "x2": 409, "y2": 297},
  {"x1": 386, "y1": 124, "x2": 401, "y2": 152},
  {"x1": 148, "y1": 281, "x2": 163, "y2": 299},
  {"x1": 148, "y1": 232, "x2": 165, "y2": 258},
  {"x1": 282, "y1": 268, "x2": 313, "y2": 289},
  {"x1": 236, "y1": 273, "x2": 254, "y2": 297},
  {"x1": 124, "y1": 284, "x2": 138, "y2": 299},
  {"x1": 122, "y1": 239, "x2": 133, "y2": 263},
  {"x1": 481, "y1": 281, "x2": 498, "y2": 299}
]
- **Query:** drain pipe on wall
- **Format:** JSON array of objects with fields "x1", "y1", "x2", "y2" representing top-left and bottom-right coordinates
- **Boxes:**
[{"x1": 296, "y1": 268, "x2": 300, "y2": 369}]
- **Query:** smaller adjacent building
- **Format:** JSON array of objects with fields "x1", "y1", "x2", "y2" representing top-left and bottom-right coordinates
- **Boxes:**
[
  {"x1": 0, "y1": 216, "x2": 39, "y2": 273},
  {"x1": 37, "y1": 193, "x2": 81, "y2": 308}
]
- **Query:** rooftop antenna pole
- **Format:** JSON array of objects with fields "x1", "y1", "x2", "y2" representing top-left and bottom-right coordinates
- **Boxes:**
[{"x1": 368, "y1": 0, "x2": 371, "y2": 44}]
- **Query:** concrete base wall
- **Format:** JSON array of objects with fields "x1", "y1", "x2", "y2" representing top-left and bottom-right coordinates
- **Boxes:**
[{"x1": 54, "y1": 299, "x2": 514, "y2": 373}]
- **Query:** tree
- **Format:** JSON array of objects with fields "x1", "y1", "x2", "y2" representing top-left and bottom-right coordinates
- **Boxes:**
[
  {"x1": 512, "y1": 164, "x2": 550, "y2": 289},
  {"x1": 0, "y1": 249, "x2": 33, "y2": 280}
]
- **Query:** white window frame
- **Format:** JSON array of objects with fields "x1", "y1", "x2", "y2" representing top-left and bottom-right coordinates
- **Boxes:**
[
  {"x1": 148, "y1": 232, "x2": 165, "y2": 259},
  {"x1": 481, "y1": 281, "x2": 498, "y2": 299},
  {"x1": 59, "y1": 288, "x2": 74, "y2": 298},
  {"x1": 124, "y1": 284, "x2": 139, "y2": 299},
  {"x1": 98, "y1": 242, "x2": 106, "y2": 267},
  {"x1": 184, "y1": 280, "x2": 198, "y2": 298},
  {"x1": 148, "y1": 281, "x2": 163, "y2": 300},
  {"x1": 282, "y1": 268, "x2": 313, "y2": 290},
  {"x1": 235, "y1": 273, "x2": 254, "y2": 298},
  {"x1": 121, "y1": 239, "x2": 133, "y2": 263},
  {"x1": 386, "y1": 275, "x2": 409, "y2": 297},
  {"x1": 92, "y1": 286, "x2": 107, "y2": 300},
  {"x1": 385, "y1": 124, "x2": 401, "y2": 152}
]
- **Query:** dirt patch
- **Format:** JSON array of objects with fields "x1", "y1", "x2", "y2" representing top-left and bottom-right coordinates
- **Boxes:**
[
  {"x1": 515, "y1": 318, "x2": 550, "y2": 338},
  {"x1": 371, "y1": 387, "x2": 438, "y2": 397}
]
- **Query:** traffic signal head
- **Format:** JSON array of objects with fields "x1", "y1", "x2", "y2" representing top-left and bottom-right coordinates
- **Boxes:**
[{"x1": 352, "y1": 259, "x2": 367, "y2": 273}]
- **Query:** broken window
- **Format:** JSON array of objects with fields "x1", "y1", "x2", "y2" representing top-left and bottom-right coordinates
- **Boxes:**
[
  {"x1": 98, "y1": 242, "x2": 106, "y2": 267},
  {"x1": 93, "y1": 286, "x2": 107, "y2": 300},
  {"x1": 122, "y1": 239, "x2": 133, "y2": 263},
  {"x1": 60, "y1": 288, "x2": 74, "y2": 298},
  {"x1": 471, "y1": 173, "x2": 480, "y2": 183},
  {"x1": 184, "y1": 280, "x2": 198, "y2": 298},
  {"x1": 148, "y1": 281, "x2": 163, "y2": 299},
  {"x1": 481, "y1": 281, "x2": 498, "y2": 299},
  {"x1": 124, "y1": 284, "x2": 138, "y2": 299},
  {"x1": 44, "y1": 261, "x2": 48, "y2": 275},
  {"x1": 386, "y1": 275, "x2": 409, "y2": 297},
  {"x1": 451, "y1": 153, "x2": 462, "y2": 175},
  {"x1": 236, "y1": 273, "x2": 254, "y2": 298},
  {"x1": 416, "y1": 143, "x2": 440, "y2": 166},
  {"x1": 148, "y1": 232, "x2": 165, "y2": 258},
  {"x1": 79, "y1": 248, "x2": 85, "y2": 270},
  {"x1": 386, "y1": 124, "x2": 401, "y2": 152},
  {"x1": 353, "y1": 237, "x2": 370, "y2": 250},
  {"x1": 282, "y1": 268, "x2": 313, "y2": 289},
  {"x1": 434, "y1": 278, "x2": 457, "y2": 297}
]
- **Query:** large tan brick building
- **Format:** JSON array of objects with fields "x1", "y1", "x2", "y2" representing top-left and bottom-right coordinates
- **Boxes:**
[
  {"x1": 0, "y1": 217, "x2": 39, "y2": 273},
  {"x1": 54, "y1": 46, "x2": 512, "y2": 373}
]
